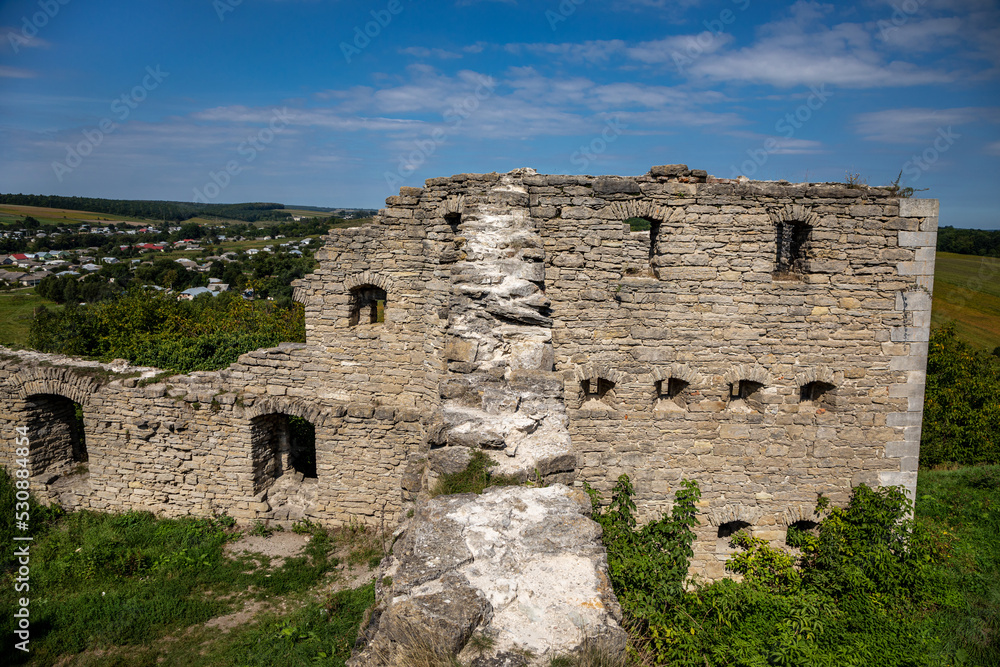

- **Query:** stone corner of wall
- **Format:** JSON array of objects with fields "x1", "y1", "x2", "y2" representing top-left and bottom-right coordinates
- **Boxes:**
[{"x1": 898, "y1": 198, "x2": 939, "y2": 218}]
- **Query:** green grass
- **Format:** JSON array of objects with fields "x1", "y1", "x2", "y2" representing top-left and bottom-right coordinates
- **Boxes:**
[
  {"x1": 430, "y1": 449, "x2": 528, "y2": 497},
  {"x1": 0, "y1": 468, "x2": 377, "y2": 666},
  {"x1": 932, "y1": 252, "x2": 1000, "y2": 351},
  {"x1": 915, "y1": 465, "x2": 1000, "y2": 664},
  {"x1": 0, "y1": 289, "x2": 62, "y2": 347},
  {"x1": 0, "y1": 204, "x2": 148, "y2": 226}
]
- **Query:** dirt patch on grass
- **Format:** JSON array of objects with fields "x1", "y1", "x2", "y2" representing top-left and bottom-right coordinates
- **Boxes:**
[
  {"x1": 223, "y1": 531, "x2": 310, "y2": 569},
  {"x1": 204, "y1": 599, "x2": 269, "y2": 632}
]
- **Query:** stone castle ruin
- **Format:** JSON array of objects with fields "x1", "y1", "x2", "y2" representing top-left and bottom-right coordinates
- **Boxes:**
[{"x1": 1, "y1": 165, "x2": 938, "y2": 582}]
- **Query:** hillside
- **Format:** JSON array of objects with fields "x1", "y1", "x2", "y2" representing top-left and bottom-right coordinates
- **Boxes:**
[{"x1": 930, "y1": 252, "x2": 1000, "y2": 351}]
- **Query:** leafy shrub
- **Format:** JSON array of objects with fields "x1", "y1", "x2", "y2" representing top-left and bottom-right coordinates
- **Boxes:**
[
  {"x1": 595, "y1": 481, "x2": 962, "y2": 666},
  {"x1": 586, "y1": 474, "x2": 700, "y2": 621},
  {"x1": 923, "y1": 323, "x2": 1000, "y2": 466},
  {"x1": 726, "y1": 531, "x2": 800, "y2": 590}
]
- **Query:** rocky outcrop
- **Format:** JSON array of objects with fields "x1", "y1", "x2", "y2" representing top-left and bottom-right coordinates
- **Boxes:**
[
  {"x1": 436, "y1": 170, "x2": 575, "y2": 486},
  {"x1": 349, "y1": 485, "x2": 626, "y2": 666}
]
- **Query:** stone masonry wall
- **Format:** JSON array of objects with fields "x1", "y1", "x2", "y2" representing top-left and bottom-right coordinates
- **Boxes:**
[{"x1": 0, "y1": 165, "x2": 937, "y2": 580}]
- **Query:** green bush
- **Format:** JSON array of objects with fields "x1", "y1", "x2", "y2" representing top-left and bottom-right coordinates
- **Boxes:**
[
  {"x1": 26, "y1": 288, "x2": 305, "y2": 372},
  {"x1": 596, "y1": 480, "x2": 967, "y2": 666},
  {"x1": 586, "y1": 475, "x2": 700, "y2": 622},
  {"x1": 923, "y1": 323, "x2": 1000, "y2": 466}
]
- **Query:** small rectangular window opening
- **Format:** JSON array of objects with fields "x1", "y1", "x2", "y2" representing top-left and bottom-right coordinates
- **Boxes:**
[
  {"x1": 774, "y1": 221, "x2": 811, "y2": 279},
  {"x1": 583, "y1": 377, "x2": 614, "y2": 399},
  {"x1": 731, "y1": 380, "x2": 763, "y2": 401}
]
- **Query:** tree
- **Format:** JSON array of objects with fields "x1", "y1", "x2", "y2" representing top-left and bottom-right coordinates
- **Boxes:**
[{"x1": 922, "y1": 323, "x2": 1000, "y2": 466}]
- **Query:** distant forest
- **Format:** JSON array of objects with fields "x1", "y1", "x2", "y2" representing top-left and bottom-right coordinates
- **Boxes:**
[
  {"x1": 0, "y1": 194, "x2": 294, "y2": 223},
  {"x1": 937, "y1": 226, "x2": 1000, "y2": 257}
]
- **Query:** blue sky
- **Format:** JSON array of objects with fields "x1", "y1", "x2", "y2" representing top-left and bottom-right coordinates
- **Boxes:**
[{"x1": 0, "y1": 0, "x2": 998, "y2": 228}]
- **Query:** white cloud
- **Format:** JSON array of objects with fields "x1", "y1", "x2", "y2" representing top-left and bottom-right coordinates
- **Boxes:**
[
  {"x1": 684, "y1": 2, "x2": 952, "y2": 87},
  {"x1": 985, "y1": 140, "x2": 1000, "y2": 155},
  {"x1": 876, "y1": 17, "x2": 963, "y2": 52},
  {"x1": 853, "y1": 107, "x2": 994, "y2": 143},
  {"x1": 0, "y1": 65, "x2": 35, "y2": 78},
  {"x1": 399, "y1": 46, "x2": 464, "y2": 60}
]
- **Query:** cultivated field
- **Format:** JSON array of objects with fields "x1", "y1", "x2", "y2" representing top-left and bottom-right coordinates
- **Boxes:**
[
  {"x1": 930, "y1": 251, "x2": 1000, "y2": 351},
  {"x1": 0, "y1": 204, "x2": 144, "y2": 226}
]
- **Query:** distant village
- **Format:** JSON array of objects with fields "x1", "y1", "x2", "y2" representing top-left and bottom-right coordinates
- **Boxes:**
[{"x1": 0, "y1": 218, "x2": 320, "y2": 299}]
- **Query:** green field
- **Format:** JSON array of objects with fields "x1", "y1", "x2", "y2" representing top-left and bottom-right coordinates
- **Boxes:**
[
  {"x1": 930, "y1": 252, "x2": 1000, "y2": 351},
  {"x1": 0, "y1": 289, "x2": 62, "y2": 348}
]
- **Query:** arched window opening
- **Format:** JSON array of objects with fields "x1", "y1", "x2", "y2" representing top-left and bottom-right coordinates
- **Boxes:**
[
  {"x1": 774, "y1": 220, "x2": 811, "y2": 279},
  {"x1": 800, "y1": 381, "x2": 836, "y2": 413},
  {"x1": 786, "y1": 520, "x2": 819, "y2": 548},
  {"x1": 349, "y1": 285, "x2": 386, "y2": 326},
  {"x1": 23, "y1": 394, "x2": 87, "y2": 476},
  {"x1": 581, "y1": 377, "x2": 615, "y2": 409},
  {"x1": 288, "y1": 415, "x2": 316, "y2": 479},
  {"x1": 626, "y1": 216, "x2": 661, "y2": 270},
  {"x1": 718, "y1": 520, "x2": 750, "y2": 539},
  {"x1": 800, "y1": 381, "x2": 834, "y2": 403},
  {"x1": 655, "y1": 377, "x2": 690, "y2": 411},
  {"x1": 717, "y1": 520, "x2": 751, "y2": 555},
  {"x1": 250, "y1": 413, "x2": 318, "y2": 495},
  {"x1": 728, "y1": 380, "x2": 764, "y2": 412}
]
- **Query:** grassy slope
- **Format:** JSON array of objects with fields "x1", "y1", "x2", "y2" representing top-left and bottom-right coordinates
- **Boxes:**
[
  {"x1": 931, "y1": 252, "x2": 1000, "y2": 351},
  {"x1": 915, "y1": 465, "x2": 1000, "y2": 664},
  {"x1": 0, "y1": 479, "x2": 381, "y2": 667},
  {"x1": 0, "y1": 289, "x2": 62, "y2": 347}
]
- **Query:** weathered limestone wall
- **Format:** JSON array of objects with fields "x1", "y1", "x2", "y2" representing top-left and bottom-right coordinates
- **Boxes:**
[
  {"x1": 0, "y1": 354, "x2": 425, "y2": 526},
  {"x1": 0, "y1": 165, "x2": 937, "y2": 580}
]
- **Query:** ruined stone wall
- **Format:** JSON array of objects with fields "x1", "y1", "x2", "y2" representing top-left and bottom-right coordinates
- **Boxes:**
[
  {"x1": 0, "y1": 165, "x2": 937, "y2": 580},
  {"x1": 0, "y1": 354, "x2": 425, "y2": 526}
]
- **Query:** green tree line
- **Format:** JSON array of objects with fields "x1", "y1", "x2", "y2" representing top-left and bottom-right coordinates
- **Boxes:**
[{"x1": 937, "y1": 226, "x2": 1000, "y2": 257}]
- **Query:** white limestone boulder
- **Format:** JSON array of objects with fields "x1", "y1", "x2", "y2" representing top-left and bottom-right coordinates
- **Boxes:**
[{"x1": 349, "y1": 485, "x2": 626, "y2": 666}]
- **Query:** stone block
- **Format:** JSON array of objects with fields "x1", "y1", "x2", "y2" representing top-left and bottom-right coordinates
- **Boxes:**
[
  {"x1": 594, "y1": 177, "x2": 641, "y2": 194},
  {"x1": 897, "y1": 231, "x2": 937, "y2": 248},
  {"x1": 444, "y1": 338, "x2": 479, "y2": 363},
  {"x1": 650, "y1": 164, "x2": 689, "y2": 177},
  {"x1": 898, "y1": 199, "x2": 939, "y2": 218}
]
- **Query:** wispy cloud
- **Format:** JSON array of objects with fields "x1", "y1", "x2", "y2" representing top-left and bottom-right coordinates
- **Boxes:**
[
  {"x1": 854, "y1": 107, "x2": 996, "y2": 143},
  {"x1": 399, "y1": 46, "x2": 465, "y2": 59},
  {"x1": 0, "y1": 65, "x2": 36, "y2": 78}
]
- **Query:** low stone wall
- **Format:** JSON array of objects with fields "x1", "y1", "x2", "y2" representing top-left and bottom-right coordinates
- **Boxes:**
[{"x1": 0, "y1": 350, "x2": 426, "y2": 527}]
